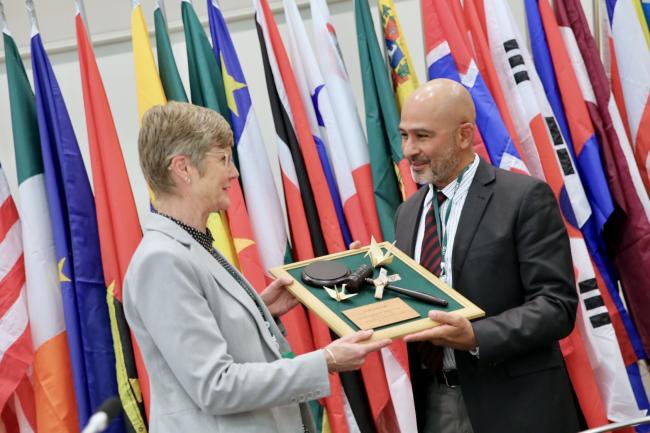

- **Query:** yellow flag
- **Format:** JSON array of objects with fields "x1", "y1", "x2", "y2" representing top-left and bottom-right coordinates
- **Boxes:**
[
  {"x1": 131, "y1": 2, "x2": 166, "y2": 121},
  {"x1": 378, "y1": 0, "x2": 419, "y2": 110}
]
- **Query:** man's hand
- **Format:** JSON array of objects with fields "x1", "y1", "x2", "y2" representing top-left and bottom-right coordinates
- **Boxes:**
[
  {"x1": 403, "y1": 311, "x2": 477, "y2": 351},
  {"x1": 260, "y1": 276, "x2": 299, "y2": 317},
  {"x1": 324, "y1": 330, "x2": 392, "y2": 372}
]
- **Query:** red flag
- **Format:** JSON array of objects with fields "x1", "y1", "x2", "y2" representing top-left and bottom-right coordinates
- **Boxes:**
[
  {"x1": 0, "y1": 168, "x2": 36, "y2": 433},
  {"x1": 557, "y1": 0, "x2": 650, "y2": 358},
  {"x1": 225, "y1": 180, "x2": 268, "y2": 291},
  {"x1": 76, "y1": 11, "x2": 149, "y2": 427}
]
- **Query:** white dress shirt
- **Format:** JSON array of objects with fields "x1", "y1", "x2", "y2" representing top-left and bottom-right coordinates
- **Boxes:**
[{"x1": 413, "y1": 154, "x2": 479, "y2": 370}]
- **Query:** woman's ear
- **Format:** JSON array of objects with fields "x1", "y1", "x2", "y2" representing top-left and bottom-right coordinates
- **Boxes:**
[{"x1": 168, "y1": 155, "x2": 191, "y2": 184}]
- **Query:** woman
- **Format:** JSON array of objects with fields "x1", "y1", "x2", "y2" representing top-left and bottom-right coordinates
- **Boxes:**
[{"x1": 123, "y1": 102, "x2": 390, "y2": 433}]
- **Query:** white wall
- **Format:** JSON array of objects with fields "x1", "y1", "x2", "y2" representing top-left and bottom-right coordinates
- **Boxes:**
[{"x1": 0, "y1": 0, "x2": 595, "y2": 224}]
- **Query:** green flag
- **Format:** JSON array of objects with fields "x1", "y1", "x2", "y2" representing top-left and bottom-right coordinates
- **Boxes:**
[
  {"x1": 355, "y1": 0, "x2": 403, "y2": 241},
  {"x1": 181, "y1": 0, "x2": 229, "y2": 119},
  {"x1": 180, "y1": 0, "x2": 238, "y2": 265},
  {"x1": 154, "y1": 3, "x2": 188, "y2": 102},
  {"x1": 4, "y1": 27, "x2": 80, "y2": 433}
]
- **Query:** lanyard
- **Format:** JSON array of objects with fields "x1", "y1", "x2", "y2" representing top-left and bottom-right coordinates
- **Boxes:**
[{"x1": 432, "y1": 165, "x2": 469, "y2": 279}]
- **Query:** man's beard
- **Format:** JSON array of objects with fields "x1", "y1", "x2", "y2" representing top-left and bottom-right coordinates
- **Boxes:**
[{"x1": 410, "y1": 151, "x2": 460, "y2": 186}]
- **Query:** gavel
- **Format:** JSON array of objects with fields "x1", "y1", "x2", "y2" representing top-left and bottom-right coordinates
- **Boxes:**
[{"x1": 302, "y1": 262, "x2": 448, "y2": 307}]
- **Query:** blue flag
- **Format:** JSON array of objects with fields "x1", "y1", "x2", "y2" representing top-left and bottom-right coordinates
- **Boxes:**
[
  {"x1": 526, "y1": 0, "x2": 650, "y2": 420},
  {"x1": 31, "y1": 31, "x2": 124, "y2": 433}
]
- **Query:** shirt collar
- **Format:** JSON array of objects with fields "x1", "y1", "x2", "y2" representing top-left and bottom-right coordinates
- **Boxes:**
[{"x1": 156, "y1": 212, "x2": 215, "y2": 254}]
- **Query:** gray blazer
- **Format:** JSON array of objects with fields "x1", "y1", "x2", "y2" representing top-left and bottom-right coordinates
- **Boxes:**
[{"x1": 123, "y1": 213, "x2": 330, "y2": 433}]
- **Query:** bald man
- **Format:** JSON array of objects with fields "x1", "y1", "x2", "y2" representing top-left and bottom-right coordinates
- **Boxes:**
[{"x1": 396, "y1": 79, "x2": 579, "y2": 433}]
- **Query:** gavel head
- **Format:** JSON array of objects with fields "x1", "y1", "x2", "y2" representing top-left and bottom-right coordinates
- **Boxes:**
[{"x1": 345, "y1": 264, "x2": 373, "y2": 292}]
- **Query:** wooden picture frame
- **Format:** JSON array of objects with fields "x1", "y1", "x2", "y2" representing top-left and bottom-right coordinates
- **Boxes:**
[{"x1": 270, "y1": 242, "x2": 485, "y2": 341}]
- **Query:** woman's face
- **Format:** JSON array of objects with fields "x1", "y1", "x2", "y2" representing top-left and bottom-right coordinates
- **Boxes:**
[{"x1": 191, "y1": 146, "x2": 239, "y2": 213}]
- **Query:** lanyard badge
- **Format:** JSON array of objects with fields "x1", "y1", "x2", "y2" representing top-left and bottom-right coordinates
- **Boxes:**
[{"x1": 432, "y1": 165, "x2": 470, "y2": 281}]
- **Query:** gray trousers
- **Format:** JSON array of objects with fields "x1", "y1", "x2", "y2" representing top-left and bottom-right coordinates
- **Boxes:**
[{"x1": 421, "y1": 382, "x2": 474, "y2": 433}]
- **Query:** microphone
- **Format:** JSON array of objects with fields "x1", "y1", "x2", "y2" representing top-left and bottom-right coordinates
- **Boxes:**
[{"x1": 81, "y1": 398, "x2": 122, "y2": 433}]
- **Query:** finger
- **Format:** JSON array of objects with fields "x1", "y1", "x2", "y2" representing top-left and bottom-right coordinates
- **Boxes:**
[
  {"x1": 362, "y1": 338, "x2": 392, "y2": 353},
  {"x1": 428, "y1": 310, "x2": 463, "y2": 326},
  {"x1": 267, "y1": 276, "x2": 293, "y2": 290},
  {"x1": 277, "y1": 276, "x2": 294, "y2": 286},
  {"x1": 341, "y1": 329, "x2": 374, "y2": 343},
  {"x1": 403, "y1": 327, "x2": 441, "y2": 342},
  {"x1": 349, "y1": 240, "x2": 362, "y2": 250}
]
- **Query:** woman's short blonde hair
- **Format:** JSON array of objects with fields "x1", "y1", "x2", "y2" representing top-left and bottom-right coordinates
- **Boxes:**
[{"x1": 138, "y1": 101, "x2": 233, "y2": 195}]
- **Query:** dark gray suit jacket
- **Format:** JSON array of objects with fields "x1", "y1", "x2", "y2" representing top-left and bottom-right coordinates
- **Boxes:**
[{"x1": 395, "y1": 159, "x2": 579, "y2": 433}]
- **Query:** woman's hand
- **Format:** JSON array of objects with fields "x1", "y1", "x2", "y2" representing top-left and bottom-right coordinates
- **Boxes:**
[
  {"x1": 260, "y1": 276, "x2": 299, "y2": 317},
  {"x1": 323, "y1": 330, "x2": 392, "y2": 372}
]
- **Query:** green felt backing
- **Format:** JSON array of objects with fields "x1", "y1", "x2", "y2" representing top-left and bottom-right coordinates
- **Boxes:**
[{"x1": 285, "y1": 249, "x2": 463, "y2": 331}]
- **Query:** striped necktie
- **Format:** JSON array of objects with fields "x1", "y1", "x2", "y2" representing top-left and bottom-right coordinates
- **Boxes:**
[
  {"x1": 420, "y1": 190, "x2": 447, "y2": 276},
  {"x1": 412, "y1": 190, "x2": 447, "y2": 375}
]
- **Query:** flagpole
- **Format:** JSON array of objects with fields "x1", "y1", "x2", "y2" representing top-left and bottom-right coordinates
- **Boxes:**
[
  {"x1": 594, "y1": 0, "x2": 601, "y2": 56},
  {"x1": 25, "y1": 0, "x2": 40, "y2": 37},
  {"x1": 156, "y1": 0, "x2": 169, "y2": 32},
  {"x1": 0, "y1": 0, "x2": 9, "y2": 35},
  {"x1": 74, "y1": 0, "x2": 91, "y2": 36}
]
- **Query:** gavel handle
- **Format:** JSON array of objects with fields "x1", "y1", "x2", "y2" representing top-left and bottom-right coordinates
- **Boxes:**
[{"x1": 365, "y1": 279, "x2": 448, "y2": 307}]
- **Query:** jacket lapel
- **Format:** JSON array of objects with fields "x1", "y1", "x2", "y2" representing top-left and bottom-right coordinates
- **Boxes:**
[
  {"x1": 145, "y1": 214, "x2": 282, "y2": 357},
  {"x1": 452, "y1": 159, "x2": 495, "y2": 282}
]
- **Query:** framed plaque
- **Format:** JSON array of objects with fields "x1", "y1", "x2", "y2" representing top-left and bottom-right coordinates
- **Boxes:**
[{"x1": 270, "y1": 242, "x2": 485, "y2": 341}]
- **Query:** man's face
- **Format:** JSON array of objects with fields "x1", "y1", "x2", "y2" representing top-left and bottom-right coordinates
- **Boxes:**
[{"x1": 399, "y1": 103, "x2": 461, "y2": 187}]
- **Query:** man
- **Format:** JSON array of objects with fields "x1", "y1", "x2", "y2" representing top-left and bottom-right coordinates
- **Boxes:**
[{"x1": 397, "y1": 79, "x2": 579, "y2": 433}]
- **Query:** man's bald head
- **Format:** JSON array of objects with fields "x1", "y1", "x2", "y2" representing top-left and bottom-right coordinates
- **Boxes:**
[
  {"x1": 399, "y1": 79, "x2": 477, "y2": 188},
  {"x1": 404, "y1": 78, "x2": 476, "y2": 126}
]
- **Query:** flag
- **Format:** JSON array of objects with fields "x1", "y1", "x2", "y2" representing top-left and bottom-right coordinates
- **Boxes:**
[
  {"x1": 76, "y1": 7, "x2": 149, "y2": 431},
  {"x1": 462, "y1": 0, "x2": 531, "y2": 169},
  {"x1": 130, "y1": 0, "x2": 166, "y2": 122},
  {"x1": 30, "y1": 11, "x2": 124, "y2": 433},
  {"x1": 154, "y1": 1, "x2": 188, "y2": 103},
  {"x1": 255, "y1": 1, "x2": 368, "y2": 431},
  {"x1": 0, "y1": 162, "x2": 36, "y2": 433},
  {"x1": 557, "y1": 0, "x2": 650, "y2": 394},
  {"x1": 355, "y1": 0, "x2": 415, "y2": 243},
  {"x1": 283, "y1": 0, "x2": 367, "y2": 246},
  {"x1": 4, "y1": 19, "x2": 78, "y2": 433},
  {"x1": 527, "y1": 0, "x2": 647, "y2": 421},
  {"x1": 605, "y1": 0, "x2": 650, "y2": 193},
  {"x1": 255, "y1": 2, "x2": 314, "y2": 263},
  {"x1": 180, "y1": 0, "x2": 242, "y2": 268},
  {"x1": 421, "y1": 0, "x2": 529, "y2": 176},
  {"x1": 310, "y1": 0, "x2": 383, "y2": 243},
  {"x1": 484, "y1": 0, "x2": 640, "y2": 424},
  {"x1": 529, "y1": 0, "x2": 633, "y2": 357},
  {"x1": 536, "y1": 0, "x2": 650, "y2": 414},
  {"x1": 254, "y1": 0, "x2": 344, "y2": 256},
  {"x1": 183, "y1": 0, "x2": 267, "y2": 291},
  {"x1": 378, "y1": 0, "x2": 419, "y2": 110},
  {"x1": 207, "y1": 0, "x2": 288, "y2": 272},
  {"x1": 207, "y1": 0, "x2": 316, "y2": 381},
  {"x1": 286, "y1": 1, "x2": 415, "y2": 429}
]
